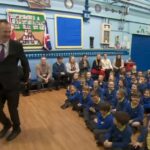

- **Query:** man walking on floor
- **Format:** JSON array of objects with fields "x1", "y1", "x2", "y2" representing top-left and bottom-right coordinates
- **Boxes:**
[{"x1": 0, "y1": 20, "x2": 30, "y2": 141}]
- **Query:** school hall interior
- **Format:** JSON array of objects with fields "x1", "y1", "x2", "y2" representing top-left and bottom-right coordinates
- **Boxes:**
[{"x1": 0, "y1": 0, "x2": 150, "y2": 150}]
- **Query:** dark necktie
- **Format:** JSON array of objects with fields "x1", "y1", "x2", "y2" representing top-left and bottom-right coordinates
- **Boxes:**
[{"x1": 0, "y1": 44, "x2": 5, "y2": 62}]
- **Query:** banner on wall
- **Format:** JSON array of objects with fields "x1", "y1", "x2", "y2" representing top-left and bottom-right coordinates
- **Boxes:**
[
  {"x1": 27, "y1": 0, "x2": 51, "y2": 9},
  {"x1": 7, "y1": 9, "x2": 46, "y2": 50}
]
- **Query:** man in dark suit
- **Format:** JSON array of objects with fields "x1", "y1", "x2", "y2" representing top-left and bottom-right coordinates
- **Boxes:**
[{"x1": 0, "y1": 20, "x2": 30, "y2": 141}]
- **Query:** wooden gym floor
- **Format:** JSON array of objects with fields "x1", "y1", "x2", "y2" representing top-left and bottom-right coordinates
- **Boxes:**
[{"x1": 0, "y1": 89, "x2": 103, "y2": 150}]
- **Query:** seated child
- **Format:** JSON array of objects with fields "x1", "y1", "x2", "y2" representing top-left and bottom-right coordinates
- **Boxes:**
[
  {"x1": 61, "y1": 85, "x2": 81, "y2": 109},
  {"x1": 141, "y1": 89, "x2": 150, "y2": 114},
  {"x1": 104, "y1": 81, "x2": 117, "y2": 107},
  {"x1": 83, "y1": 92, "x2": 102, "y2": 126},
  {"x1": 138, "y1": 76, "x2": 148, "y2": 95},
  {"x1": 117, "y1": 79, "x2": 128, "y2": 98},
  {"x1": 71, "y1": 72, "x2": 82, "y2": 91},
  {"x1": 90, "y1": 102, "x2": 113, "y2": 144},
  {"x1": 92, "y1": 80, "x2": 99, "y2": 92},
  {"x1": 126, "y1": 93, "x2": 144, "y2": 128},
  {"x1": 103, "y1": 111, "x2": 132, "y2": 150},
  {"x1": 85, "y1": 72, "x2": 94, "y2": 89},
  {"x1": 130, "y1": 126, "x2": 148, "y2": 150},
  {"x1": 129, "y1": 84, "x2": 139, "y2": 100},
  {"x1": 76, "y1": 85, "x2": 93, "y2": 116},
  {"x1": 114, "y1": 89, "x2": 129, "y2": 112}
]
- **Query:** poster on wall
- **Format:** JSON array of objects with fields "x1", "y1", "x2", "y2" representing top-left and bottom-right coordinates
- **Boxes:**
[
  {"x1": 7, "y1": 9, "x2": 45, "y2": 50},
  {"x1": 55, "y1": 14, "x2": 83, "y2": 49},
  {"x1": 27, "y1": 0, "x2": 51, "y2": 9}
]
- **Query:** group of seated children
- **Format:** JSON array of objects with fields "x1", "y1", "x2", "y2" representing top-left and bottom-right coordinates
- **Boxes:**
[{"x1": 61, "y1": 69, "x2": 150, "y2": 150}]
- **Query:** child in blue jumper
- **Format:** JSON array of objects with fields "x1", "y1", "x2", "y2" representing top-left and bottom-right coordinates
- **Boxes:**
[
  {"x1": 103, "y1": 111, "x2": 132, "y2": 150},
  {"x1": 84, "y1": 92, "x2": 102, "y2": 127},
  {"x1": 71, "y1": 72, "x2": 82, "y2": 91},
  {"x1": 141, "y1": 89, "x2": 150, "y2": 114},
  {"x1": 104, "y1": 81, "x2": 117, "y2": 107},
  {"x1": 138, "y1": 76, "x2": 148, "y2": 95},
  {"x1": 85, "y1": 72, "x2": 94, "y2": 89},
  {"x1": 130, "y1": 126, "x2": 148, "y2": 150},
  {"x1": 61, "y1": 85, "x2": 81, "y2": 109},
  {"x1": 126, "y1": 93, "x2": 144, "y2": 128},
  {"x1": 76, "y1": 85, "x2": 93, "y2": 116},
  {"x1": 91, "y1": 102, "x2": 114, "y2": 144},
  {"x1": 113, "y1": 89, "x2": 129, "y2": 112}
]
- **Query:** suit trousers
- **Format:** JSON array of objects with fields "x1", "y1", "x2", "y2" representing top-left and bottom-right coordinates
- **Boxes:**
[{"x1": 0, "y1": 84, "x2": 20, "y2": 129}]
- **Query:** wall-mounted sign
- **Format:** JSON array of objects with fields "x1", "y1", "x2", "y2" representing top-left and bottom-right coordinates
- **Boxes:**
[{"x1": 7, "y1": 9, "x2": 46, "y2": 50}]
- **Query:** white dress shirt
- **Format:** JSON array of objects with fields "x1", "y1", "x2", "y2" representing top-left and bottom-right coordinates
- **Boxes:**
[
  {"x1": 101, "y1": 58, "x2": 113, "y2": 70},
  {"x1": 0, "y1": 41, "x2": 9, "y2": 58}
]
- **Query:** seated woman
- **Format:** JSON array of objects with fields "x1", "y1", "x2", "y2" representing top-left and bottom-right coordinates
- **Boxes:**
[
  {"x1": 66, "y1": 56, "x2": 79, "y2": 84},
  {"x1": 102, "y1": 53, "x2": 113, "y2": 82},
  {"x1": 36, "y1": 57, "x2": 52, "y2": 90},
  {"x1": 113, "y1": 54, "x2": 124, "y2": 79},
  {"x1": 91, "y1": 54, "x2": 105, "y2": 80},
  {"x1": 79, "y1": 54, "x2": 90, "y2": 75}
]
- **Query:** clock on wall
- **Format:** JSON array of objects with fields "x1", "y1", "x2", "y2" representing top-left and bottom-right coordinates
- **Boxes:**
[
  {"x1": 64, "y1": 0, "x2": 74, "y2": 9},
  {"x1": 95, "y1": 4, "x2": 102, "y2": 13}
]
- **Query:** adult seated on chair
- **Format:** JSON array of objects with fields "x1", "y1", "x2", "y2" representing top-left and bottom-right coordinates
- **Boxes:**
[
  {"x1": 52, "y1": 56, "x2": 68, "y2": 90},
  {"x1": 113, "y1": 54, "x2": 124, "y2": 79},
  {"x1": 66, "y1": 56, "x2": 79, "y2": 84},
  {"x1": 79, "y1": 54, "x2": 90, "y2": 76},
  {"x1": 102, "y1": 53, "x2": 113, "y2": 82},
  {"x1": 91, "y1": 54, "x2": 105, "y2": 80},
  {"x1": 36, "y1": 57, "x2": 52, "y2": 90}
]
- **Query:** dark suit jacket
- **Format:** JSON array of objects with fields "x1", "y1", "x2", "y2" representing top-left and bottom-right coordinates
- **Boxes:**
[{"x1": 0, "y1": 40, "x2": 30, "y2": 90}]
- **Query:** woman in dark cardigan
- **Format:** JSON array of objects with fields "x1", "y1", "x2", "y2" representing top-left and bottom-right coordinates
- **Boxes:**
[{"x1": 79, "y1": 55, "x2": 90, "y2": 76}]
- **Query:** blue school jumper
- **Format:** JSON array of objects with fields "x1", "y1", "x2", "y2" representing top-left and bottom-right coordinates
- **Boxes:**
[
  {"x1": 126, "y1": 103, "x2": 144, "y2": 122},
  {"x1": 71, "y1": 80, "x2": 82, "y2": 91},
  {"x1": 86, "y1": 78, "x2": 94, "y2": 88},
  {"x1": 96, "y1": 112, "x2": 113, "y2": 130},
  {"x1": 141, "y1": 96, "x2": 150, "y2": 110},
  {"x1": 116, "y1": 98, "x2": 129, "y2": 112},
  {"x1": 104, "y1": 89, "x2": 117, "y2": 107},
  {"x1": 104, "y1": 125, "x2": 132, "y2": 149}
]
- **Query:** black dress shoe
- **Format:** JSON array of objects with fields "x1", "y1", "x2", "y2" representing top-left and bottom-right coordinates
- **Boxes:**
[
  {"x1": 6, "y1": 128, "x2": 21, "y2": 141},
  {"x1": 0, "y1": 124, "x2": 11, "y2": 138},
  {"x1": 55, "y1": 87, "x2": 59, "y2": 90}
]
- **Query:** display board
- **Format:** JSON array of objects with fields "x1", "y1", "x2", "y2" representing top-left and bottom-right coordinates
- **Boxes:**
[
  {"x1": 7, "y1": 9, "x2": 45, "y2": 50},
  {"x1": 55, "y1": 14, "x2": 83, "y2": 49}
]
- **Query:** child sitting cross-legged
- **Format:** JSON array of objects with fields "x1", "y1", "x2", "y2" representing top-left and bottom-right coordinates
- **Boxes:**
[
  {"x1": 88, "y1": 102, "x2": 114, "y2": 145},
  {"x1": 84, "y1": 92, "x2": 102, "y2": 127},
  {"x1": 126, "y1": 93, "x2": 144, "y2": 130},
  {"x1": 129, "y1": 125, "x2": 148, "y2": 150},
  {"x1": 103, "y1": 111, "x2": 132, "y2": 150},
  {"x1": 76, "y1": 85, "x2": 93, "y2": 117},
  {"x1": 141, "y1": 89, "x2": 150, "y2": 115},
  {"x1": 61, "y1": 85, "x2": 81, "y2": 110}
]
